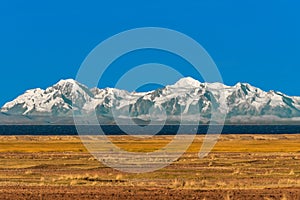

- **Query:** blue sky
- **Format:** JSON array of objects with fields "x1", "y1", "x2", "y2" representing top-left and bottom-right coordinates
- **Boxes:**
[{"x1": 0, "y1": 1, "x2": 300, "y2": 106}]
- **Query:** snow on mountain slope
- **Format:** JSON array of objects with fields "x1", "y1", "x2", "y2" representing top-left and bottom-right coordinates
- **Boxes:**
[
  {"x1": 1, "y1": 79, "x2": 93, "y2": 116},
  {"x1": 2, "y1": 77, "x2": 300, "y2": 123}
]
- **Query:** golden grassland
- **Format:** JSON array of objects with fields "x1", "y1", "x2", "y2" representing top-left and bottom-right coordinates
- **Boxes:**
[
  {"x1": 0, "y1": 134, "x2": 299, "y2": 153},
  {"x1": 0, "y1": 134, "x2": 299, "y2": 191}
]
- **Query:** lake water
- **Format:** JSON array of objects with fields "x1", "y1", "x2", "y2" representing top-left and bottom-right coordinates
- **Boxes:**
[{"x1": 0, "y1": 125, "x2": 299, "y2": 135}]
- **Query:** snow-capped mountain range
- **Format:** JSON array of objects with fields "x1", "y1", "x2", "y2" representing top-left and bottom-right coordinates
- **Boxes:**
[{"x1": 2, "y1": 77, "x2": 300, "y2": 124}]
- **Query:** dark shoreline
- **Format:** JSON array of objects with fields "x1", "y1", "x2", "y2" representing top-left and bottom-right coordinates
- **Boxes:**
[{"x1": 0, "y1": 125, "x2": 300, "y2": 135}]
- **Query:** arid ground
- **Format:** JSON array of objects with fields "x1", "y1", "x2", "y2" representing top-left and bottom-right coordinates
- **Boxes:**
[{"x1": 0, "y1": 134, "x2": 299, "y2": 200}]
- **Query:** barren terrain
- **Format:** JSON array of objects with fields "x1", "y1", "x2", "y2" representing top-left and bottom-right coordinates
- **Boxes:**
[{"x1": 0, "y1": 134, "x2": 299, "y2": 199}]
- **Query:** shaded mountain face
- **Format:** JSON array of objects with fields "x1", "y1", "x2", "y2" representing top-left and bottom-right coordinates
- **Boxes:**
[{"x1": 2, "y1": 77, "x2": 300, "y2": 124}]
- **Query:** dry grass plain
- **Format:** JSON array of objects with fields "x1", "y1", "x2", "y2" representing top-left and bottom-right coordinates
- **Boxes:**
[{"x1": 0, "y1": 134, "x2": 299, "y2": 199}]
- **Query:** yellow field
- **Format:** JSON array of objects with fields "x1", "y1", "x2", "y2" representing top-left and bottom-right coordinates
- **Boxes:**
[
  {"x1": 0, "y1": 134, "x2": 299, "y2": 153},
  {"x1": 0, "y1": 134, "x2": 299, "y2": 199}
]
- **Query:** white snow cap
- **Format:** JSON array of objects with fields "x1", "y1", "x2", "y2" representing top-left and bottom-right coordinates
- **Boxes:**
[{"x1": 173, "y1": 77, "x2": 201, "y2": 88}]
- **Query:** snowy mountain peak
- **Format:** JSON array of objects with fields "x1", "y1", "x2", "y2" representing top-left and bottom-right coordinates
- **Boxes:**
[
  {"x1": 235, "y1": 82, "x2": 251, "y2": 89},
  {"x1": 52, "y1": 79, "x2": 87, "y2": 91},
  {"x1": 1, "y1": 79, "x2": 94, "y2": 116},
  {"x1": 173, "y1": 77, "x2": 201, "y2": 88}
]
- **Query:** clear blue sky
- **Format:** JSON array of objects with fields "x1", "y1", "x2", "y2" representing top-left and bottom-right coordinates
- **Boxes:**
[{"x1": 1, "y1": 1, "x2": 300, "y2": 106}]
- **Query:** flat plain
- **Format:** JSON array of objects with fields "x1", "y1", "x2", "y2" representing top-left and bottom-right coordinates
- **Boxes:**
[{"x1": 0, "y1": 134, "x2": 299, "y2": 200}]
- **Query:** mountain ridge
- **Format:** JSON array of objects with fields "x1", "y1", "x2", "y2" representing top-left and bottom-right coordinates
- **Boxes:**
[{"x1": 2, "y1": 77, "x2": 300, "y2": 124}]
